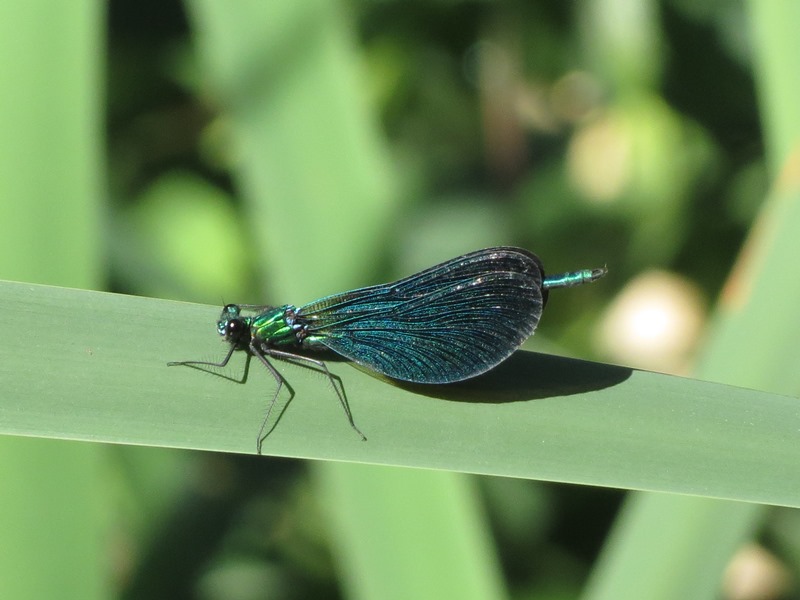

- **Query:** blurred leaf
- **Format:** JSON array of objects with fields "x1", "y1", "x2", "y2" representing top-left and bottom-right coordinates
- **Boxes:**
[{"x1": 121, "y1": 171, "x2": 251, "y2": 302}]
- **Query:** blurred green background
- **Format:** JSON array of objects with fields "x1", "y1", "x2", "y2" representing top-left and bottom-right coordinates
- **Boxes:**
[{"x1": 1, "y1": 0, "x2": 799, "y2": 598}]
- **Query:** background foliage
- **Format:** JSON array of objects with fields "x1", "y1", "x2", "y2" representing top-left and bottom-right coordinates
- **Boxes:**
[{"x1": 1, "y1": 1, "x2": 798, "y2": 599}]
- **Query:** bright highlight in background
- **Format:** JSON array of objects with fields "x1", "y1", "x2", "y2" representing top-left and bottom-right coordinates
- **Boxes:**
[{"x1": 598, "y1": 271, "x2": 705, "y2": 373}]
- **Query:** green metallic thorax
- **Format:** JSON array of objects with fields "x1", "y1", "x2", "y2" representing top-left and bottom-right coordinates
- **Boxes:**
[{"x1": 250, "y1": 305, "x2": 301, "y2": 348}]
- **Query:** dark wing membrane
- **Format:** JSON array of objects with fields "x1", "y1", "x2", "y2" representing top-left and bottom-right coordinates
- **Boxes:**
[{"x1": 296, "y1": 247, "x2": 545, "y2": 383}]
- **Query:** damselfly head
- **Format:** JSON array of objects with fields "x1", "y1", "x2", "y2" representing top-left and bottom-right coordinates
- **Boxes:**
[{"x1": 217, "y1": 304, "x2": 250, "y2": 345}]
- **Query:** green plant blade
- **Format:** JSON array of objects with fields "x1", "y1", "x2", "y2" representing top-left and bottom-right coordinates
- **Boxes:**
[
  {"x1": 584, "y1": 494, "x2": 762, "y2": 600},
  {"x1": 1, "y1": 279, "x2": 798, "y2": 507},
  {"x1": 316, "y1": 464, "x2": 507, "y2": 600}
]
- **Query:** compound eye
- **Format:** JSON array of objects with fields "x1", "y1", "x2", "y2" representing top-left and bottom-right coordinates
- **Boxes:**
[
  {"x1": 217, "y1": 317, "x2": 244, "y2": 341},
  {"x1": 223, "y1": 304, "x2": 240, "y2": 317},
  {"x1": 226, "y1": 319, "x2": 242, "y2": 336}
]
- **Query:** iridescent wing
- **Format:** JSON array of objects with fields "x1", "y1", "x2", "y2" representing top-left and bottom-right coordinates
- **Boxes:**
[{"x1": 295, "y1": 247, "x2": 545, "y2": 383}]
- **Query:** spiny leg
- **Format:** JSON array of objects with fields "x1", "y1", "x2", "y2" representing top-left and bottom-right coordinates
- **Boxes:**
[
  {"x1": 251, "y1": 343, "x2": 294, "y2": 455},
  {"x1": 167, "y1": 343, "x2": 250, "y2": 384},
  {"x1": 264, "y1": 347, "x2": 367, "y2": 442},
  {"x1": 167, "y1": 342, "x2": 236, "y2": 368},
  {"x1": 268, "y1": 353, "x2": 350, "y2": 413}
]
